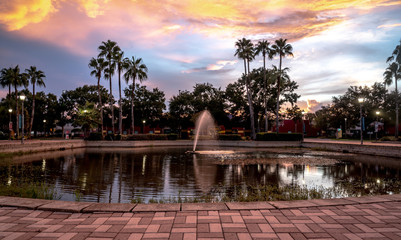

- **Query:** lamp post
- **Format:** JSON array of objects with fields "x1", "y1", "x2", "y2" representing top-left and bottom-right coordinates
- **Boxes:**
[
  {"x1": 301, "y1": 111, "x2": 305, "y2": 142},
  {"x1": 376, "y1": 111, "x2": 380, "y2": 141},
  {"x1": 43, "y1": 119, "x2": 46, "y2": 137},
  {"x1": 142, "y1": 120, "x2": 146, "y2": 134},
  {"x1": 358, "y1": 98, "x2": 364, "y2": 145},
  {"x1": 8, "y1": 109, "x2": 12, "y2": 140},
  {"x1": 19, "y1": 94, "x2": 26, "y2": 144}
]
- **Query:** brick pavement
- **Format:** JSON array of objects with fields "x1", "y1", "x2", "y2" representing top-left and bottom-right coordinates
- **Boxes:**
[{"x1": 0, "y1": 194, "x2": 401, "y2": 239}]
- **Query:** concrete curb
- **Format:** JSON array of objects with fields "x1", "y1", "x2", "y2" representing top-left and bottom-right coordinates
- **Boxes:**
[{"x1": 0, "y1": 194, "x2": 400, "y2": 213}]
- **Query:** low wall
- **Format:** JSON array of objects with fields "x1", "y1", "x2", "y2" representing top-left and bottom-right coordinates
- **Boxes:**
[
  {"x1": 85, "y1": 140, "x2": 301, "y2": 149},
  {"x1": 0, "y1": 140, "x2": 86, "y2": 154},
  {"x1": 301, "y1": 142, "x2": 401, "y2": 158}
]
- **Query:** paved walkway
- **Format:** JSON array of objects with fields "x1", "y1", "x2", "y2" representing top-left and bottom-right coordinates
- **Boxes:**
[{"x1": 1, "y1": 194, "x2": 401, "y2": 240}]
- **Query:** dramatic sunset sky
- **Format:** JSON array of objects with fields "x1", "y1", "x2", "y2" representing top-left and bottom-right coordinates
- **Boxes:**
[{"x1": 1, "y1": 0, "x2": 401, "y2": 112}]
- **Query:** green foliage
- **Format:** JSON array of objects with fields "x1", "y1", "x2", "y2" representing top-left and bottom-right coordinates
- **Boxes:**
[
  {"x1": 167, "y1": 133, "x2": 178, "y2": 140},
  {"x1": 256, "y1": 132, "x2": 302, "y2": 141},
  {"x1": 127, "y1": 134, "x2": 168, "y2": 140},
  {"x1": 74, "y1": 189, "x2": 83, "y2": 202},
  {"x1": 0, "y1": 182, "x2": 61, "y2": 200},
  {"x1": 218, "y1": 134, "x2": 242, "y2": 141}
]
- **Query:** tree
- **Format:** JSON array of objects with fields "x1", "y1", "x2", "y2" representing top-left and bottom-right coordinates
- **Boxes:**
[
  {"x1": 234, "y1": 38, "x2": 256, "y2": 139},
  {"x1": 89, "y1": 57, "x2": 107, "y2": 134},
  {"x1": 123, "y1": 56, "x2": 148, "y2": 133},
  {"x1": 98, "y1": 40, "x2": 121, "y2": 134},
  {"x1": 0, "y1": 67, "x2": 12, "y2": 100},
  {"x1": 123, "y1": 84, "x2": 166, "y2": 130},
  {"x1": 286, "y1": 105, "x2": 302, "y2": 133},
  {"x1": 114, "y1": 51, "x2": 125, "y2": 135},
  {"x1": 271, "y1": 38, "x2": 294, "y2": 133},
  {"x1": 169, "y1": 90, "x2": 195, "y2": 131},
  {"x1": 59, "y1": 85, "x2": 109, "y2": 126},
  {"x1": 385, "y1": 39, "x2": 401, "y2": 138},
  {"x1": 26, "y1": 66, "x2": 46, "y2": 136},
  {"x1": 226, "y1": 67, "x2": 300, "y2": 131},
  {"x1": 74, "y1": 102, "x2": 100, "y2": 137},
  {"x1": 255, "y1": 40, "x2": 273, "y2": 132},
  {"x1": 8, "y1": 66, "x2": 28, "y2": 138}
]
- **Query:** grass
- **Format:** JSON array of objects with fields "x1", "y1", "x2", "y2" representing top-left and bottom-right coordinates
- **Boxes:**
[
  {"x1": 130, "y1": 178, "x2": 401, "y2": 204},
  {"x1": 0, "y1": 182, "x2": 61, "y2": 200}
]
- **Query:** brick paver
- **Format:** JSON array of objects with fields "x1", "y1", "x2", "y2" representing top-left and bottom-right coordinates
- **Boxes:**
[{"x1": 0, "y1": 195, "x2": 400, "y2": 239}]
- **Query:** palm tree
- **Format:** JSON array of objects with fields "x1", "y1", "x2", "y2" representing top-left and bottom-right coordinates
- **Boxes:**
[
  {"x1": 114, "y1": 51, "x2": 125, "y2": 135},
  {"x1": 26, "y1": 66, "x2": 46, "y2": 136},
  {"x1": 255, "y1": 40, "x2": 273, "y2": 132},
  {"x1": 386, "y1": 39, "x2": 401, "y2": 138},
  {"x1": 89, "y1": 57, "x2": 107, "y2": 135},
  {"x1": 235, "y1": 38, "x2": 256, "y2": 139},
  {"x1": 384, "y1": 62, "x2": 400, "y2": 138},
  {"x1": 124, "y1": 56, "x2": 148, "y2": 133},
  {"x1": 0, "y1": 67, "x2": 13, "y2": 99},
  {"x1": 9, "y1": 66, "x2": 28, "y2": 138},
  {"x1": 98, "y1": 40, "x2": 121, "y2": 134},
  {"x1": 271, "y1": 38, "x2": 294, "y2": 133}
]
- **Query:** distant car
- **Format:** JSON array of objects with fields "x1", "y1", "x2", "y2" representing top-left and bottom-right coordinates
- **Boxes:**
[{"x1": 71, "y1": 129, "x2": 84, "y2": 139}]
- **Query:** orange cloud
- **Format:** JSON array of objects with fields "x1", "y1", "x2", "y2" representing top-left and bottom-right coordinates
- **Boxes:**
[
  {"x1": 0, "y1": 0, "x2": 57, "y2": 31},
  {"x1": 1, "y1": 0, "x2": 400, "y2": 55}
]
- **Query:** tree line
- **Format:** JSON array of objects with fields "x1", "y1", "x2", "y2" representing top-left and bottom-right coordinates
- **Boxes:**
[{"x1": 1, "y1": 39, "x2": 399, "y2": 139}]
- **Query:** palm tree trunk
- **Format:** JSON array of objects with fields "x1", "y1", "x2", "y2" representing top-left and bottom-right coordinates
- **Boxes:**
[
  {"x1": 97, "y1": 77, "x2": 103, "y2": 136},
  {"x1": 246, "y1": 59, "x2": 256, "y2": 140},
  {"x1": 276, "y1": 55, "x2": 282, "y2": 133},
  {"x1": 29, "y1": 84, "x2": 35, "y2": 137},
  {"x1": 131, "y1": 83, "x2": 135, "y2": 134},
  {"x1": 109, "y1": 74, "x2": 114, "y2": 135},
  {"x1": 395, "y1": 77, "x2": 398, "y2": 139},
  {"x1": 15, "y1": 86, "x2": 19, "y2": 139},
  {"x1": 263, "y1": 54, "x2": 268, "y2": 132},
  {"x1": 118, "y1": 68, "x2": 122, "y2": 136}
]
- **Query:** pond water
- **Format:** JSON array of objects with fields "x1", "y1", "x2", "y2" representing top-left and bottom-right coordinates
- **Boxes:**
[{"x1": 1, "y1": 147, "x2": 401, "y2": 203}]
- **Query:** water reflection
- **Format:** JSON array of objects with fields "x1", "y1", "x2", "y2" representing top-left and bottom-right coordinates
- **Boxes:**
[{"x1": 1, "y1": 147, "x2": 401, "y2": 203}]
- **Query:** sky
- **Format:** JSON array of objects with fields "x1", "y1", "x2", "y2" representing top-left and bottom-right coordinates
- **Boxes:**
[{"x1": 0, "y1": 0, "x2": 401, "y2": 113}]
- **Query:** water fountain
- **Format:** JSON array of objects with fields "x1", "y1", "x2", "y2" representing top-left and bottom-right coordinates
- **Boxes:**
[
  {"x1": 192, "y1": 110, "x2": 216, "y2": 152},
  {"x1": 191, "y1": 110, "x2": 234, "y2": 154}
]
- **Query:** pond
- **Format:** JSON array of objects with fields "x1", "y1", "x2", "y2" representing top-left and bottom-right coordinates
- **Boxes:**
[{"x1": 1, "y1": 147, "x2": 401, "y2": 203}]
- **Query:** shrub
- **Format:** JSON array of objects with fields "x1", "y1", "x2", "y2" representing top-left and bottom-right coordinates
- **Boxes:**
[
  {"x1": 0, "y1": 131, "x2": 8, "y2": 140},
  {"x1": 167, "y1": 134, "x2": 178, "y2": 140},
  {"x1": 86, "y1": 132, "x2": 103, "y2": 141},
  {"x1": 180, "y1": 131, "x2": 189, "y2": 139},
  {"x1": 256, "y1": 132, "x2": 302, "y2": 141},
  {"x1": 127, "y1": 134, "x2": 168, "y2": 141},
  {"x1": 105, "y1": 134, "x2": 115, "y2": 141},
  {"x1": 218, "y1": 134, "x2": 242, "y2": 141}
]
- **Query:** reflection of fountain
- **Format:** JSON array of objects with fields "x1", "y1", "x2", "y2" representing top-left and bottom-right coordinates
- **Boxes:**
[{"x1": 193, "y1": 110, "x2": 217, "y2": 152}]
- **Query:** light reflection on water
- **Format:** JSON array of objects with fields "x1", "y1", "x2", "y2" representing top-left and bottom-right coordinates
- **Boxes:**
[{"x1": 2, "y1": 147, "x2": 401, "y2": 203}]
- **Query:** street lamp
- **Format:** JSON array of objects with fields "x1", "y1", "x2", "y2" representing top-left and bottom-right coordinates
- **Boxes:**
[
  {"x1": 43, "y1": 119, "x2": 47, "y2": 137},
  {"x1": 376, "y1": 111, "x2": 380, "y2": 141},
  {"x1": 358, "y1": 98, "x2": 364, "y2": 145},
  {"x1": 19, "y1": 94, "x2": 26, "y2": 144},
  {"x1": 142, "y1": 120, "x2": 146, "y2": 134}
]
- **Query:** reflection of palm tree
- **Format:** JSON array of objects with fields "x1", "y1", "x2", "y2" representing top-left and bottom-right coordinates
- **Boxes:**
[
  {"x1": 124, "y1": 57, "x2": 148, "y2": 133},
  {"x1": 26, "y1": 66, "x2": 46, "y2": 136},
  {"x1": 255, "y1": 40, "x2": 273, "y2": 132},
  {"x1": 271, "y1": 39, "x2": 293, "y2": 133},
  {"x1": 89, "y1": 57, "x2": 107, "y2": 134},
  {"x1": 235, "y1": 38, "x2": 256, "y2": 139},
  {"x1": 98, "y1": 40, "x2": 121, "y2": 134}
]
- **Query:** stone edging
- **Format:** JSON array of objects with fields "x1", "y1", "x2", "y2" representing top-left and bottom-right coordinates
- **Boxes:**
[{"x1": 1, "y1": 194, "x2": 400, "y2": 213}]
